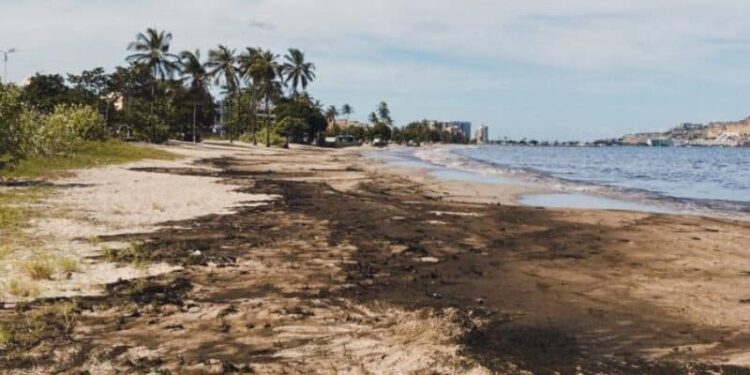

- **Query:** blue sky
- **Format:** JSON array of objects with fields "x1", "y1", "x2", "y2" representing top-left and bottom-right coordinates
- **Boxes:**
[{"x1": 3, "y1": 0, "x2": 750, "y2": 140}]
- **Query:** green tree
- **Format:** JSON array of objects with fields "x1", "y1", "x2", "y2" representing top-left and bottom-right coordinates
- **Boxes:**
[
  {"x1": 207, "y1": 45, "x2": 240, "y2": 141},
  {"x1": 126, "y1": 28, "x2": 178, "y2": 137},
  {"x1": 273, "y1": 95, "x2": 326, "y2": 144},
  {"x1": 370, "y1": 123, "x2": 392, "y2": 142},
  {"x1": 282, "y1": 48, "x2": 315, "y2": 95},
  {"x1": 377, "y1": 101, "x2": 393, "y2": 126},
  {"x1": 126, "y1": 28, "x2": 178, "y2": 94},
  {"x1": 368, "y1": 112, "x2": 379, "y2": 125},
  {"x1": 341, "y1": 103, "x2": 352, "y2": 119},
  {"x1": 20, "y1": 74, "x2": 71, "y2": 113},
  {"x1": 66, "y1": 67, "x2": 110, "y2": 119},
  {"x1": 108, "y1": 63, "x2": 152, "y2": 137},
  {"x1": 324, "y1": 105, "x2": 338, "y2": 131},
  {"x1": 248, "y1": 49, "x2": 283, "y2": 146},
  {"x1": 347, "y1": 124, "x2": 367, "y2": 142},
  {"x1": 238, "y1": 47, "x2": 262, "y2": 144},
  {"x1": 0, "y1": 83, "x2": 32, "y2": 165},
  {"x1": 178, "y1": 49, "x2": 213, "y2": 142}
]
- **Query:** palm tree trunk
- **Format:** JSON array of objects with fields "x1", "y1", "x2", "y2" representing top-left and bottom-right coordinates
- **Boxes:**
[
  {"x1": 235, "y1": 89, "x2": 241, "y2": 142},
  {"x1": 251, "y1": 88, "x2": 257, "y2": 145},
  {"x1": 265, "y1": 95, "x2": 270, "y2": 147},
  {"x1": 192, "y1": 103, "x2": 197, "y2": 143},
  {"x1": 151, "y1": 66, "x2": 157, "y2": 135}
]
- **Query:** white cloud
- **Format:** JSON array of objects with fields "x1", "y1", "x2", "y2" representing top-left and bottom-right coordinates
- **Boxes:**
[{"x1": 3, "y1": 0, "x2": 750, "y2": 138}]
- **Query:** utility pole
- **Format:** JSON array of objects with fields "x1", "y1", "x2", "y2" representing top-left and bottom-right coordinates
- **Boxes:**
[{"x1": 0, "y1": 48, "x2": 17, "y2": 83}]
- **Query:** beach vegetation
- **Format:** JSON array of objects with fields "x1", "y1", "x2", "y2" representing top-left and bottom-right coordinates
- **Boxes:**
[
  {"x1": 0, "y1": 187, "x2": 48, "y2": 249},
  {"x1": 3, "y1": 26, "x2": 409, "y2": 155},
  {"x1": 0, "y1": 245, "x2": 13, "y2": 260},
  {"x1": 1, "y1": 140, "x2": 176, "y2": 179},
  {"x1": 0, "y1": 301, "x2": 79, "y2": 357},
  {"x1": 208, "y1": 45, "x2": 242, "y2": 141},
  {"x1": 124, "y1": 242, "x2": 153, "y2": 267},
  {"x1": 0, "y1": 324, "x2": 11, "y2": 346},
  {"x1": 20, "y1": 258, "x2": 55, "y2": 280},
  {"x1": 54, "y1": 257, "x2": 81, "y2": 273},
  {"x1": 282, "y1": 48, "x2": 316, "y2": 96},
  {"x1": 4, "y1": 278, "x2": 41, "y2": 298},
  {"x1": 20, "y1": 74, "x2": 71, "y2": 113}
]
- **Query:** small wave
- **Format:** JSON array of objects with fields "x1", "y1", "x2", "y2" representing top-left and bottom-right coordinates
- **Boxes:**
[{"x1": 406, "y1": 146, "x2": 750, "y2": 220}]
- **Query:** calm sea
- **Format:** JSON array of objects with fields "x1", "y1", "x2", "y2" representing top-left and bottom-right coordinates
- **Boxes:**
[{"x1": 380, "y1": 145, "x2": 750, "y2": 218}]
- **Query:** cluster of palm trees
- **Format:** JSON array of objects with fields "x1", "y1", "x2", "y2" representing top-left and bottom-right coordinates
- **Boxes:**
[
  {"x1": 125, "y1": 28, "x2": 318, "y2": 146},
  {"x1": 324, "y1": 103, "x2": 354, "y2": 133}
]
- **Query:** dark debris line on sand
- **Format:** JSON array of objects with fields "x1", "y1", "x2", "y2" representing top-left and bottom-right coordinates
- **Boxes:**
[{"x1": 1, "y1": 152, "x2": 749, "y2": 374}]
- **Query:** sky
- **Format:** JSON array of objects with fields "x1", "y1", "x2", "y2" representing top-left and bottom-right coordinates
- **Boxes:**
[{"x1": 3, "y1": 0, "x2": 750, "y2": 141}]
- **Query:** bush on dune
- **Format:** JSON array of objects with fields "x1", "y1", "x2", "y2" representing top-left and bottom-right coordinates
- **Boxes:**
[
  {"x1": 0, "y1": 84, "x2": 29, "y2": 166},
  {"x1": 0, "y1": 82, "x2": 108, "y2": 168},
  {"x1": 37, "y1": 104, "x2": 107, "y2": 154}
]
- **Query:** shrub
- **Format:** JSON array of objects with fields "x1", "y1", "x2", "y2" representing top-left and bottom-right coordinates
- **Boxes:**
[
  {"x1": 0, "y1": 84, "x2": 29, "y2": 165},
  {"x1": 0, "y1": 324, "x2": 11, "y2": 345},
  {"x1": 55, "y1": 257, "x2": 80, "y2": 273},
  {"x1": 140, "y1": 120, "x2": 170, "y2": 144},
  {"x1": 20, "y1": 258, "x2": 55, "y2": 280},
  {"x1": 37, "y1": 104, "x2": 106, "y2": 154},
  {"x1": 124, "y1": 98, "x2": 171, "y2": 143},
  {"x1": 5, "y1": 278, "x2": 40, "y2": 298}
]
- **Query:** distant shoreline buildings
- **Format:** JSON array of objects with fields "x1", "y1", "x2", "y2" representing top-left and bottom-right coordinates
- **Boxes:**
[
  {"x1": 444, "y1": 121, "x2": 471, "y2": 141},
  {"x1": 475, "y1": 125, "x2": 489, "y2": 144}
]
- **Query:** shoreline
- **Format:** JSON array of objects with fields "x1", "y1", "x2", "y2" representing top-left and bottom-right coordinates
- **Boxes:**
[
  {"x1": 366, "y1": 145, "x2": 750, "y2": 221},
  {"x1": 2, "y1": 142, "x2": 750, "y2": 373}
]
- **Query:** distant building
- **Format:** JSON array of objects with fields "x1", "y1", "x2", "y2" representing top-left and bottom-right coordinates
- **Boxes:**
[
  {"x1": 475, "y1": 125, "x2": 489, "y2": 144},
  {"x1": 445, "y1": 121, "x2": 471, "y2": 140},
  {"x1": 334, "y1": 119, "x2": 369, "y2": 129},
  {"x1": 104, "y1": 92, "x2": 124, "y2": 111},
  {"x1": 679, "y1": 123, "x2": 706, "y2": 131}
]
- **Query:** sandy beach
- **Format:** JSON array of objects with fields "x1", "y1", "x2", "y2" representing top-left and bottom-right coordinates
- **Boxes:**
[{"x1": 2, "y1": 141, "x2": 750, "y2": 374}]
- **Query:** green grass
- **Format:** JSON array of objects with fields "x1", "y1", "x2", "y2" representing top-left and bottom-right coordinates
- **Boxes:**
[
  {"x1": 0, "y1": 187, "x2": 48, "y2": 235},
  {"x1": 0, "y1": 140, "x2": 177, "y2": 248},
  {"x1": 0, "y1": 140, "x2": 178, "y2": 179},
  {"x1": 0, "y1": 324, "x2": 11, "y2": 345}
]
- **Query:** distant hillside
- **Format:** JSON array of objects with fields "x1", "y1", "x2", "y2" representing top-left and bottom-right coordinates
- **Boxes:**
[{"x1": 620, "y1": 117, "x2": 750, "y2": 147}]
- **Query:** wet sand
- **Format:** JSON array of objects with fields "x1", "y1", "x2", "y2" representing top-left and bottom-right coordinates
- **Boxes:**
[{"x1": 2, "y1": 142, "x2": 750, "y2": 374}]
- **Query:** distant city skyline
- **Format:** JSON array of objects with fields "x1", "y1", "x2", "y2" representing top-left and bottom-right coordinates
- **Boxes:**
[{"x1": 4, "y1": 1, "x2": 750, "y2": 141}]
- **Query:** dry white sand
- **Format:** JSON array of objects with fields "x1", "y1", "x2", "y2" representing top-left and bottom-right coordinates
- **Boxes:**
[{"x1": 1, "y1": 142, "x2": 278, "y2": 302}]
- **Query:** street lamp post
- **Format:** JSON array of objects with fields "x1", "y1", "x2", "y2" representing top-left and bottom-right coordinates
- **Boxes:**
[{"x1": 0, "y1": 48, "x2": 17, "y2": 83}]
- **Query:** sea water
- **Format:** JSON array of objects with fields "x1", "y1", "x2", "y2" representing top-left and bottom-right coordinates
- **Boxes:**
[{"x1": 372, "y1": 145, "x2": 750, "y2": 218}]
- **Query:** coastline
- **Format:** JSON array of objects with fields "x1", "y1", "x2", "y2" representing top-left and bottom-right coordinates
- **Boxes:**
[
  {"x1": 362, "y1": 145, "x2": 549, "y2": 206},
  {"x1": 366, "y1": 145, "x2": 750, "y2": 221},
  {"x1": 2, "y1": 142, "x2": 750, "y2": 373}
]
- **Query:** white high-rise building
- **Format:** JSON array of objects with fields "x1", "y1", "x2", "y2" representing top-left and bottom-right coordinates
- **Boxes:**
[{"x1": 475, "y1": 125, "x2": 489, "y2": 144}]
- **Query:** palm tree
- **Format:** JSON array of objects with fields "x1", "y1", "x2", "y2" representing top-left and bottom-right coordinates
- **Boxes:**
[
  {"x1": 377, "y1": 101, "x2": 393, "y2": 126},
  {"x1": 207, "y1": 45, "x2": 239, "y2": 94},
  {"x1": 340, "y1": 104, "x2": 353, "y2": 128},
  {"x1": 126, "y1": 28, "x2": 179, "y2": 96},
  {"x1": 178, "y1": 49, "x2": 210, "y2": 143},
  {"x1": 282, "y1": 48, "x2": 316, "y2": 95},
  {"x1": 207, "y1": 45, "x2": 240, "y2": 140},
  {"x1": 341, "y1": 104, "x2": 353, "y2": 119},
  {"x1": 179, "y1": 49, "x2": 209, "y2": 92},
  {"x1": 126, "y1": 28, "x2": 178, "y2": 133},
  {"x1": 238, "y1": 47, "x2": 261, "y2": 144},
  {"x1": 324, "y1": 106, "x2": 339, "y2": 131},
  {"x1": 249, "y1": 49, "x2": 282, "y2": 147},
  {"x1": 368, "y1": 112, "x2": 379, "y2": 125}
]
